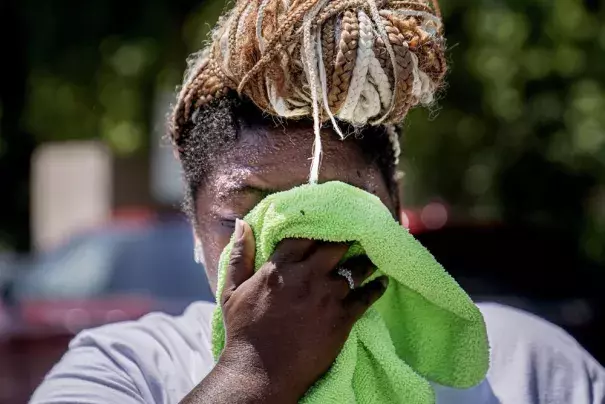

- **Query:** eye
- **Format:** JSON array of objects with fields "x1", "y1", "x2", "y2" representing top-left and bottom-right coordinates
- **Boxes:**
[{"x1": 219, "y1": 218, "x2": 237, "y2": 229}]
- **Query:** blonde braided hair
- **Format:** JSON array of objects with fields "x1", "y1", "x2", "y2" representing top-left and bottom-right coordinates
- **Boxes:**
[{"x1": 171, "y1": 0, "x2": 446, "y2": 183}]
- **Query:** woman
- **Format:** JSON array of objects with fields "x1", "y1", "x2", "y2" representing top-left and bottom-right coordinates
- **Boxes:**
[{"x1": 32, "y1": 0, "x2": 604, "y2": 403}]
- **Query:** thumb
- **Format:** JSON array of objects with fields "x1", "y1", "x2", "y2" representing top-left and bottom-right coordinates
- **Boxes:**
[{"x1": 222, "y1": 219, "x2": 256, "y2": 304}]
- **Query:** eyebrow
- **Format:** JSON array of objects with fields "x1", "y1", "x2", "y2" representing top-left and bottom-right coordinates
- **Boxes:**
[
  {"x1": 234, "y1": 184, "x2": 277, "y2": 195},
  {"x1": 214, "y1": 173, "x2": 278, "y2": 198}
]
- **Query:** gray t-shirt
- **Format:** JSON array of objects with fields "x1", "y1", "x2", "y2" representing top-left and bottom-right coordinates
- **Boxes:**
[{"x1": 30, "y1": 302, "x2": 605, "y2": 404}]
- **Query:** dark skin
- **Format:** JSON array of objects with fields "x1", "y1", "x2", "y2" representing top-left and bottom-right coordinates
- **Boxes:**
[{"x1": 181, "y1": 122, "x2": 400, "y2": 404}]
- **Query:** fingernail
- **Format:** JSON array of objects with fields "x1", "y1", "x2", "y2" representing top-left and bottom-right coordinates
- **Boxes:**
[
  {"x1": 234, "y1": 219, "x2": 245, "y2": 241},
  {"x1": 380, "y1": 276, "x2": 389, "y2": 289}
]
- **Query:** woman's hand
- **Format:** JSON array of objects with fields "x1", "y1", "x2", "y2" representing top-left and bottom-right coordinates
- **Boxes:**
[{"x1": 211, "y1": 219, "x2": 388, "y2": 403}]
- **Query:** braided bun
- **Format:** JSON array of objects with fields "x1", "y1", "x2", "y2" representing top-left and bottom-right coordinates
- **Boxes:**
[{"x1": 171, "y1": 0, "x2": 446, "y2": 183}]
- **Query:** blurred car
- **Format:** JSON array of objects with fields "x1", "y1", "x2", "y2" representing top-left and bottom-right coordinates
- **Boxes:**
[{"x1": 0, "y1": 215, "x2": 213, "y2": 404}]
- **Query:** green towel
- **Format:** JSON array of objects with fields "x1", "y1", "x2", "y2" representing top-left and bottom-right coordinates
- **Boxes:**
[{"x1": 212, "y1": 181, "x2": 489, "y2": 403}]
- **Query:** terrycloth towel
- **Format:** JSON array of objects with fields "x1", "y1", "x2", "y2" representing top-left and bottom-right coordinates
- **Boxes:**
[{"x1": 212, "y1": 181, "x2": 489, "y2": 403}]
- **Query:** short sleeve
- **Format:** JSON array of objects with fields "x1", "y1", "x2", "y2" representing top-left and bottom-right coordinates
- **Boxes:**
[
  {"x1": 29, "y1": 342, "x2": 146, "y2": 404},
  {"x1": 478, "y1": 303, "x2": 605, "y2": 404}
]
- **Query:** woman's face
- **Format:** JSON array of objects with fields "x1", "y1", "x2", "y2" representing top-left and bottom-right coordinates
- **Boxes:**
[{"x1": 194, "y1": 123, "x2": 398, "y2": 293}]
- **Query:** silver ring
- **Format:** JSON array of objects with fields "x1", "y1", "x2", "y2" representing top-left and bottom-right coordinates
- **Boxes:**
[{"x1": 337, "y1": 267, "x2": 355, "y2": 290}]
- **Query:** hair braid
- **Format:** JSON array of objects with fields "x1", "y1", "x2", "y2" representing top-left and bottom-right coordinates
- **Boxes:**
[
  {"x1": 380, "y1": 13, "x2": 415, "y2": 123},
  {"x1": 430, "y1": 0, "x2": 441, "y2": 19},
  {"x1": 171, "y1": 0, "x2": 447, "y2": 182},
  {"x1": 238, "y1": 0, "x2": 321, "y2": 93},
  {"x1": 317, "y1": 0, "x2": 369, "y2": 24},
  {"x1": 320, "y1": 18, "x2": 336, "y2": 96},
  {"x1": 374, "y1": 35, "x2": 394, "y2": 88},
  {"x1": 391, "y1": 2, "x2": 435, "y2": 15},
  {"x1": 328, "y1": 10, "x2": 359, "y2": 113}
]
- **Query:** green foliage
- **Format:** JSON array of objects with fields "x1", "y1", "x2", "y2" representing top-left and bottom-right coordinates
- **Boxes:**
[
  {"x1": 404, "y1": 0, "x2": 605, "y2": 261},
  {"x1": 20, "y1": 0, "x2": 190, "y2": 155}
]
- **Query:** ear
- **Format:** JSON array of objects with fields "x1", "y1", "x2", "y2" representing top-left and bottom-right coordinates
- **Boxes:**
[{"x1": 193, "y1": 230, "x2": 205, "y2": 265}]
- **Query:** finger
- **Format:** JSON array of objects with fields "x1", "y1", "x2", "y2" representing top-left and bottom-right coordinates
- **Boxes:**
[
  {"x1": 270, "y1": 238, "x2": 316, "y2": 264},
  {"x1": 328, "y1": 275, "x2": 353, "y2": 300},
  {"x1": 303, "y1": 242, "x2": 349, "y2": 275},
  {"x1": 222, "y1": 219, "x2": 256, "y2": 304},
  {"x1": 335, "y1": 255, "x2": 376, "y2": 289},
  {"x1": 327, "y1": 256, "x2": 375, "y2": 299},
  {"x1": 344, "y1": 276, "x2": 389, "y2": 321}
]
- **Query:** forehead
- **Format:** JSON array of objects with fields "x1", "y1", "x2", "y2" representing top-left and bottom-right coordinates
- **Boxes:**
[{"x1": 201, "y1": 123, "x2": 395, "y2": 210}]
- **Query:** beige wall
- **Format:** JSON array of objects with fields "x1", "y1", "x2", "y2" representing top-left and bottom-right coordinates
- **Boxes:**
[
  {"x1": 31, "y1": 135, "x2": 182, "y2": 251},
  {"x1": 31, "y1": 142, "x2": 112, "y2": 251}
]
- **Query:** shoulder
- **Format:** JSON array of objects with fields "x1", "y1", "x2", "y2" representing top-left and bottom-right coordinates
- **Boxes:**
[
  {"x1": 435, "y1": 303, "x2": 604, "y2": 404},
  {"x1": 69, "y1": 300, "x2": 216, "y2": 355},
  {"x1": 478, "y1": 302, "x2": 597, "y2": 366},
  {"x1": 31, "y1": 301, "x2": 217, "y2": 404},
  {"x1": 69, "y1": 301, "x2": 218, "y2": 392},
  {"x1": 478, "y1": 303, "x2": 605, "y2": 404}
]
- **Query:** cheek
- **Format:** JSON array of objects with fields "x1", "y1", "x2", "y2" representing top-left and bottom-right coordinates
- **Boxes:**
[{"x1": 197, "y1": 219, "x2": 235, "y2": 295}]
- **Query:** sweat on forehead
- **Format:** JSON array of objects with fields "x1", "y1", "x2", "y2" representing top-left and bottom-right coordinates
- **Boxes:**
[{"x1": 209, "y1": 128, "x2": 386, "y2": 188}]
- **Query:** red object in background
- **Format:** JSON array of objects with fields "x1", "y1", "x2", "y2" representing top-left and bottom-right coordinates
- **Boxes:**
[
  {"x1": 112, "y1": 207, "x2": 156, "y2": 223},
  {"x1": 401, "y1": 208, "x2": 422, "y2": 233},
  {"x1": 402, "y1": 202, "x2": 449, "y2": 234},
  {"x1": 20, "y1": 296, "x2": 154, "y2": 331},
  {"x1": 0, "y1": 332, "x2": 72, "y2": 404}
]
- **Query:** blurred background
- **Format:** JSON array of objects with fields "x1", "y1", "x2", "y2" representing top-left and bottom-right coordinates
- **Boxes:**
[{"x1": 0, "y1": 0, "x2": 604, "y2": 402}]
